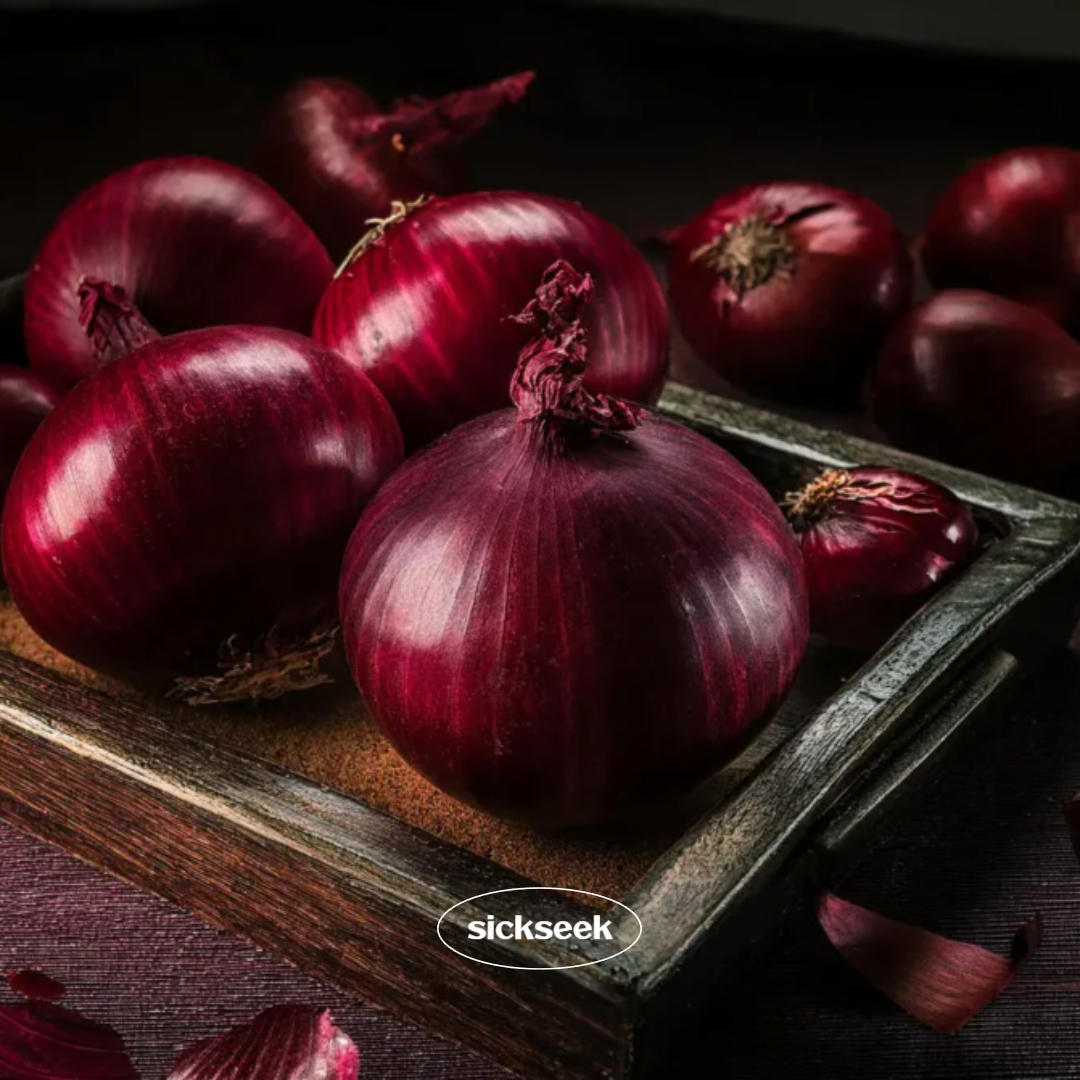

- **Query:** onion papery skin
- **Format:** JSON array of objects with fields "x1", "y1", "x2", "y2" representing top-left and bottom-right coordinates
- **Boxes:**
[
  {"x1": 0, "y1": 1002, "x2": 139, "y2": 1079},
  {"x1": 668, "y1": 181, "x2": 913, "y2": 404},
  {"x1": 789, "y1": 467, "x2": 978, "y2": 651},
  {"x1": 922, "y1": 147, "x2": 1080, "y2": 332},
  {"x1": 3, "y1": 326, "x2": 402, "y2": 684},
  {"x1": 869, "y1": 289, "x2": 1080, "y2": 491},
  {"x1": 0, "y1": 365, "x2": 61, "y2": 503},
  {"x1": 24, "y1": 157, "x2": 335, "y2": 389},
  {"x1": 256, "y1": 73, "x2": 533, "y2": 261},
  {"x1": 315, "y1": 192, "x2": 669, "y2": 448}
]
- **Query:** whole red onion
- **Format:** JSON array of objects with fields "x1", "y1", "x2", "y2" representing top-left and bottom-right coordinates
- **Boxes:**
[
  {"x1": 338, "y1": 261, "x2": 807, "y2": 826},
  {"x1": 922, "y1": 147, "x2": 1080, "y2": 332},
  {"x1": 24, "y1": 157, "x2": 334, "y2": 389},
  {"x1": 0, "y1": 365, "x2": 60, "y2": 503},
  {"x1": 869, "y1": 289, "x2": 1080, "y2": 491},
  {"x1": 668, "y1": 182, "x2": 913, "y2": 403},
  {"x1": 4, "y1": 326, "x2": 402, "y2": 699},
  {"x1": 257, "y1": 72, "x2": 534, "y2": 261},
  {"x1": 316, "y1": 191, "x2": 670, "y2": 447},
  {"x1": 787, "y1": 466, "x2": 978, "y2": 650}
]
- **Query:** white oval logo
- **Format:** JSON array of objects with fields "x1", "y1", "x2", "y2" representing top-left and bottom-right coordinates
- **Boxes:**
[{"x1": 437, "y1": 886, "x2": 642, "y2": 970}]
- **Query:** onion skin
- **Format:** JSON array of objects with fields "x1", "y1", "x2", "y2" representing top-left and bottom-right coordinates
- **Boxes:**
[
  {"x1": 922, "y1": 147, "x2": 1080, "y2": 332},
  {"x1": 339, "y1": 262, "x2": 806, "y2": 826},
  {"x1": 24, "y1": 157, "x2": 334, "y2": 389},
  {"x1": 315, "y1": 191, "x2": 670, "y2": 448},
  {"x1": 0, "y1": 365, "x2": 60, "y2": 503},
  {"x1": 165, "y1": 1005, "x2": 358, "y2": 1080},
  {"x1": 257, "y1": 73, "x2": 534, "y2": 261},
  {"x1": 669, "y1": 182, "x2": 913, "y2": 404},
  {"x1": 869, "y1": 289, "x2": 1080, "y2": 491},
  {"x1": 788, "y1": 467, "x2": 978, "y2": 651},
  {"x1": 3, "y1": 326, "x2": 402, "y2": 687}
]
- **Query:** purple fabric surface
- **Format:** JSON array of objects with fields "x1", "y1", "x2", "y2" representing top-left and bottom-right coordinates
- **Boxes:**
[{"x1": 0, "y1": 825, "x2": 508, "y2": 1078}]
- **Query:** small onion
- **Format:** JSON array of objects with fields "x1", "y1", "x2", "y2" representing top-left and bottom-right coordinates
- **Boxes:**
[
  {"x1": 339, "y1": 261, "x2": 807, "y2": 826},
  {"x1": 256, "y1": 72, "x2": 534, "y2": 260},
  {"x1": 668, "y1": 181, "x2": 913, "y2": 404},
  {"x1": 869, "y1": 289, "x2": 1080, "y2": 491},
  {"x1": 787, "y1": 466, "x2": 978, "y2": 650},
  {"x1": 4, "y1": 326, "x2": 402, "y2": 700},
  {"x1": 316, "y1": 191, "x2": 670, "y2": 448},
  {"x1": 0, "y1": 365, "x2": 61, "y2": 504},
  {"x1": 24, "y1": 157, "x2": 334, "y2": 389},
  {"x1": 922, "y1": 146, "x2": 1080, "y2": 332}
]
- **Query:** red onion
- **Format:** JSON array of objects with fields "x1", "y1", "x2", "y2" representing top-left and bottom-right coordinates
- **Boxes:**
[
  {"x1": 668, "y1": 182, "x2": 913, "y2": 403},
  {"x1": 4, "y1": 326, "x2": 402, "y2": 700},
  {"x1": 869, "y1": 289, "x2": 1080, "y2": 491},
  {"x1": 256, "y1": 72, "x2": 534, "y2": 261},
  {"x1": 787, "y1": 466, "x2": 978, "y2": 650},
  {"x1": 316, "y1": 191, "x2": 670, "y2": 447},
  {"x1": 24, "y1": 157, "x2": 334, "y2": 389},
  {"x1": 338, "y1": 261, "x2": 807, "y2": 826},
  {"x1": 0, "y1": 365, "x2": 60, "y2": 504},
  {"x1": 922, "y1": 146, "x2": 1080, "y2": 332}
]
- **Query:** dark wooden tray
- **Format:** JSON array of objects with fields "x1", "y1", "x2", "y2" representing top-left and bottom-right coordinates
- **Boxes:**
[{"x1": 1, "y1": 274, "x2": 1079, "y2": 1079}]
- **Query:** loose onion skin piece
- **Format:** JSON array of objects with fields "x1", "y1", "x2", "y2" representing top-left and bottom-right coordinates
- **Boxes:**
[
  {"x1": 24, "y1": 157, "x2": 334, "y2": 389},
  {"x1": 316, "y1": 191, "x2": 670, "y2": 448},
  {"x1": 339, "y1": 261, "x2": 807, "y2": 827},
  {"x1": 165, "y1": 1005, "x2": 358, "y2": 1080},
  {"x1": 819, "y1": 893, "x2": 1043, "y2": 1033},
  {"x1": 669, "y1": 181, "x2": 913, "y2": 404},
  {"x1": 869, "y1": 289, "x2": 1080, "y2": 491},
  {"x1": 787, "y1": 466, "x2": 978, "y2": 651},
  {"x1": 257, "y1": 72, "x2": 534, "y2": 261},
  {"x1": 922, "y1": 146, "x2": 1080, "y2": 333},
  {"x1": 0, "y1": 365, "x2": 61, "y2": 504},
  {"x1": 0, "y1": 970, "x2": 139, "y2": 1079},
  {"x1": 3, "y1": 326, "x2": 402, "y2": 696}
]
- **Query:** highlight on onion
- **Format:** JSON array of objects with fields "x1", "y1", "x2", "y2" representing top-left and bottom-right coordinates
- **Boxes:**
[
  {"x1": 922, "y1": 146, "x2": 1080, "y2": 333},
  {"x1": 818, "y1": 892, "x2": 1043, "y2": 1033},
  {"x1": 316, "y1": 191, "x2": 670, "y2": 448},
  {"x1": 166, "y1": 1004, "x2": 358, "y2": 1080},
  {"x1": 338, "y1": 260, "x2": 807, "y2": 827},
  {"x1": 24, "y1": 157, "x2": 335, "y2": 389},
  {"x1": 257, "y1": 72, "x2": 534, "y2": 261},
  {"x1": 0, "y1": 969, "x2": 139, "y2": 1079},
  {"x1": 786, "y1": 466, "x2": 978, "y2": 650},
  {"x1": 869, "y1": 289, "x2": 1080, "y2": 491},
  {"x1": 668, "y1": 181, "x2": 913, "y2": 404},
  {"x1": 3, "y1": 326, "x2": 402, "y2": 701},
  {"x1": 0, "y1": 365, "x2": 61, "y2": 505}
]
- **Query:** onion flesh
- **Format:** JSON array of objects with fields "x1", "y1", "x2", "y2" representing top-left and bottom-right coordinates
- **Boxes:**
[{"x1": 339, "y1": 261, "x2": 807, "y2": 826}]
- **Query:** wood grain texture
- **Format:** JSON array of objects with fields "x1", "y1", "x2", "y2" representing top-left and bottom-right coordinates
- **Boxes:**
[{"x1": 0, "y1": 372, "x2": 1077, "y2": 1079}]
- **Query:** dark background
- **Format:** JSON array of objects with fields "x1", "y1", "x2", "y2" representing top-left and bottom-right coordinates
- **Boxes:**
[{"x1": 4, "y1": 3, "x2": 1080, "y2": 1077}]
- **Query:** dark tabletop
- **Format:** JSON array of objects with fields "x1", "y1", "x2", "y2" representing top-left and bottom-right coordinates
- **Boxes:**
[{"x1": 3, "y1": 4, "x2": 1080, "y2": 1077}]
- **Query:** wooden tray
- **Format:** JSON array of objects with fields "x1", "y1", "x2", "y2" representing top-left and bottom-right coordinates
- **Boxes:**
[{"x1": 1, "y1": 274, "x2": 1079, "y2": 1079}]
